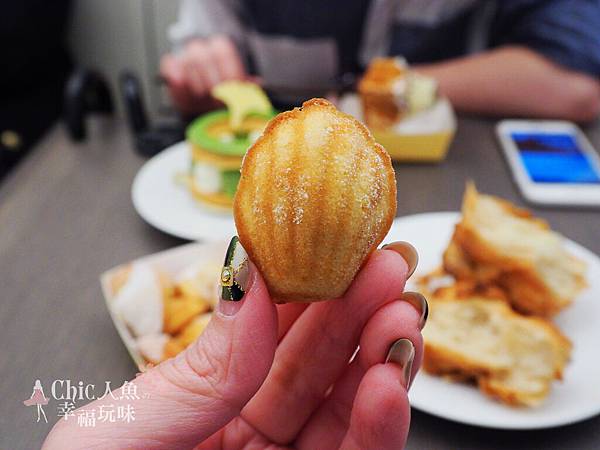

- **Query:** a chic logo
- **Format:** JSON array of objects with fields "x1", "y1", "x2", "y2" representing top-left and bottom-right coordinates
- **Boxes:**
[{"x1": 23, "y1": 379, "x2": 149, "y2": 426}]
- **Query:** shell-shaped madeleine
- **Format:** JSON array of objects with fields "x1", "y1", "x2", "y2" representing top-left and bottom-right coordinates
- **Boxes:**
[{"x1": 234, "y1": 98, "x2": 397, "y2": 303}]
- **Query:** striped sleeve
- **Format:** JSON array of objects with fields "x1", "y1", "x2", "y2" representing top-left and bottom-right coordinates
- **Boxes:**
[{"x1": 491, "y1": 0, "x2": 600, "y2": 76}]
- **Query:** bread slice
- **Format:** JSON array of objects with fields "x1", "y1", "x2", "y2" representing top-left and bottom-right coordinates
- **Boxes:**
[
  {"x1": 443, "y1": 183, "x2": 586, "y2": 316},
  {"x1": 423, "y1": 296, "x2": 571, "y2": 406}
]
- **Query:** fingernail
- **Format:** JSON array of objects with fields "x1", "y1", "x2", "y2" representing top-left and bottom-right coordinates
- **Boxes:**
[
  {"x1": 400, "y1": 291, "x2": 428, "y2": 330},
  {"x1": 386, "y1": 338, "x2": 415, "y2": 390},
  {"x1": 382, "y1": 241, "x2": 418, "y2": 279},
  {"x1": 218, "y1": 236, "x2": 251, "y2": 316}
]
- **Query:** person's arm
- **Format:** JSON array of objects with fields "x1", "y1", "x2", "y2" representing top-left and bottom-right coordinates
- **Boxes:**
[
  {"x1": 416, "y1": 46, "x2": 600, "y2": 122},
  {"x1": 419, "y1": 0, "x2": 600, "y2": 122},
  {"x1": 168, "y1": 0, "x2": 246, "y2": 56}
]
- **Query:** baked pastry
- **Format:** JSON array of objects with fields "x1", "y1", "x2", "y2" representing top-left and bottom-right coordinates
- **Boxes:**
[
  {"x1": 423, "y1": 295, "x2": 571, "y2": 406},
  {"x1": 186, "y1": 82, "x2": 275, "y2": 209},
  {"x1": 443, "y1": 183, "x2": 587, "y2": 316},
  {"x1": 358, "y1": 57, "x2": 437, "y2": 130},
  {"x1": 234, "y1": 98, "x2": 397, "y2": 302}
]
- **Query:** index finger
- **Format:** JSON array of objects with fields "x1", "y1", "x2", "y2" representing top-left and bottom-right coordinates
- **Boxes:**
[{"x1": 296, "y1": 297, "x2": 424, "y2": 450}]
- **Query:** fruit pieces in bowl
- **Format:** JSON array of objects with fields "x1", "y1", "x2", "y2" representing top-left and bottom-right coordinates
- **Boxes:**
[{"x1": 105, "y1": 247, "x2": 223, "y2": 369}]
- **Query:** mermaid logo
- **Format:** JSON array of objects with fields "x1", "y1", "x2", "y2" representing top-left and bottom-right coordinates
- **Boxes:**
[{"x1": 23, "y1": 379, "x2": 49, "y2": 423}]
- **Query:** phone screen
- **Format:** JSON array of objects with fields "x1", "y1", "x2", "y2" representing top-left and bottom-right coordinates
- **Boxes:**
[{"x1": 511, "y1": 132, "x2": 600, "y2": 184}]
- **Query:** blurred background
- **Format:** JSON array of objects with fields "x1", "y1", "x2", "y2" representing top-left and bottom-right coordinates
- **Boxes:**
[
  {"x1": 3, "y1": 0, "x2": 599, "y2": 179},
  {"x1": 0, "y1": 1, "x2": 178, "y2": 179},
  {"x1": 2, "y1": 1, "x2": 600, "y2": 449}
]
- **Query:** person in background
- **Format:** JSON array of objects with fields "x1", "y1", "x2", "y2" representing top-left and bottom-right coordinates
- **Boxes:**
[
  {"x1": 161, "y1": 0, "x2": 600, "y2": 122},
  {"x1": 0, "y1": 1, "x2": 72, "y2": 180}
]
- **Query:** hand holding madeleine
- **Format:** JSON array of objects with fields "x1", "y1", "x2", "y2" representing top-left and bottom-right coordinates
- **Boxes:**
[
  {"x1": 45, "y1": 240, "x2": 424, "y2": 450},
  {"x1": 45, "y1": 100, "x2": 427, "y2": 450}
]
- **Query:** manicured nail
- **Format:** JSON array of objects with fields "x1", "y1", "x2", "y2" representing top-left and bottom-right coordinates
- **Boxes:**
[
  {"x1": 400, "y1": 291, "x2": 428, "y2": 330},
  {"x1": 385, "y1": 338, "x2": 415, "y2": 390},
  {"x1": 218, "y1": 236, "x2": 251, "y2": 316},
  {"x1": 382, "y1": 241, "x2": 418, "y2": 279}
]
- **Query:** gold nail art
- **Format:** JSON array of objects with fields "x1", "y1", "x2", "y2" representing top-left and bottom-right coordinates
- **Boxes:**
[
  {"x1": 221, "y1": 266, "x2": 234, "y2": 287},
  {"x1": 220, "y1": 237, "x2": 249, "y2": 301}
]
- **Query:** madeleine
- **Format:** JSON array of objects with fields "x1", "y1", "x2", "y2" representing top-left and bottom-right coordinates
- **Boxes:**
[{"x1": 234, "y1": 98, "x2": 397, "y2": 303}]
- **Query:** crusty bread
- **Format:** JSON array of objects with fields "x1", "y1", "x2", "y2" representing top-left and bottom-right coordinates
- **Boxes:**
[
  {"x1": 423, "y1": 295, "x2": 571, "y2": 406},
  {"x1": 443, "y1": 183, "x2": 586, "y2": 316}
]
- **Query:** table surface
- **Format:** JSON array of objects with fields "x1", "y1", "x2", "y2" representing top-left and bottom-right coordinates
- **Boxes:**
[{"x1": 1, "y1": 116, "x2": 599, "y2": 450}]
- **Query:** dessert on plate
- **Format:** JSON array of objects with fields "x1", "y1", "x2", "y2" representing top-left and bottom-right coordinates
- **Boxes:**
[
  {"x1": 234, "y1": 98, "x2": 397, "y2": 303},
  {"x1": 185, "y1": 81, "x2": 275, "y2": 209},
  {"x1": 353, "y1": 56, "x2": 454, "y2": 162},
  {"x1": 358, "y1": 56, "x2": 438, "y2": 130}
]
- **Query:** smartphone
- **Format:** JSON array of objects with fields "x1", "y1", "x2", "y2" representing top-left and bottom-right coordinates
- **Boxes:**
[{"x1": 496, "y1": 120, "x2": 600, "y2": 207}]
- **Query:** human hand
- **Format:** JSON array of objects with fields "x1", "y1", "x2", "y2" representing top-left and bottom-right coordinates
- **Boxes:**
[
  {"x1": 160, "y1": 35, "x2": 248, "y2": 116},
  {"x1": 43, "y1": 238, "x2": 426, "y2": 450}
]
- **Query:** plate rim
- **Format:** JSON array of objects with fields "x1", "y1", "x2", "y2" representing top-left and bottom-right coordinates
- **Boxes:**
[{"x1": 131, "y1": 142, "x2": 236, "y2": 241}]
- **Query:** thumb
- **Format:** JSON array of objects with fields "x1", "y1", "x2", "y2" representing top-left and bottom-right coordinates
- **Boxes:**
[{"x1": 43, "y1": 237, "x2": 278, "y2": 450}]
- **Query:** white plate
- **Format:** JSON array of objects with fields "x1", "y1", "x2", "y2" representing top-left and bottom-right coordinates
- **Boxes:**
[
  {"x1": 385, "y1": 212, "x2": 600, "y2": 429},
  {"x1": 131, "y1": 142, "x2": 237, "y2": 241}
]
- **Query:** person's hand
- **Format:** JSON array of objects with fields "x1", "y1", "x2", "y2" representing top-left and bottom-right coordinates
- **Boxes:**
[
  {"x1": 43, "y1": 238, "x2": 426, "y2": 450},
  {"x1": 160, "y1": 35, "x2": 248, "y2": 115}
]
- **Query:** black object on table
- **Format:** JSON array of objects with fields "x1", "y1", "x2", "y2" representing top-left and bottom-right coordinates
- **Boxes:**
[{"x1": 119, "y1": 71, "x2": 184, "y2": 157}]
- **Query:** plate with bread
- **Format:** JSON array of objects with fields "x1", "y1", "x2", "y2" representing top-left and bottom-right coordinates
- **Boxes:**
[{"x1": 390, "y1": 184, "x2": 600, "y2": 429}]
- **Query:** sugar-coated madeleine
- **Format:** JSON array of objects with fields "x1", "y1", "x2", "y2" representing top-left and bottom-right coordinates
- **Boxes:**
[{"x1": 234, "y1": 98, "x2": 397, "y2": 302}]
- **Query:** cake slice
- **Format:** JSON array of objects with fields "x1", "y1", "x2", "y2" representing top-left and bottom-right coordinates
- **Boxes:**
[
  {"x1": 423, "y1": 296, "x2": 571, "y2": 406},
  {"x1": 358, "y1": 57, "x2": 437, "y2": 130}
]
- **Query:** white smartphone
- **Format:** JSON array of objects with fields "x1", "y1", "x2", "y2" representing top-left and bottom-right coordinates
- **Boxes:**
[{"x1": 496, "y1": 120, "x2": 600, "y2": 207}]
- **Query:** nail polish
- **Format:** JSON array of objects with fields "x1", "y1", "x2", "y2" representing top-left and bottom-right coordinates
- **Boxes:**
[
  {"x1": 382, "y1": 241, "x2": 419, "y2": 279},
  {"x1": 218, "y1": 236, "x2": 251, "y2": 316},
  {"x1": 400, "y1": 291, "x2": 429, "y2": 330},
  {"x1": 385, "y1": 338, "x2": 415, "y2": 390}
]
